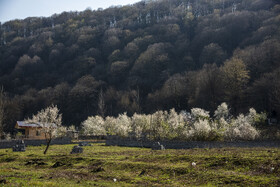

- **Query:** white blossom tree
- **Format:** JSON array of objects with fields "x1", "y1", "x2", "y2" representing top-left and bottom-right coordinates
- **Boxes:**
[
  {"x1": 214, "y1": 102, "x2": 229, "y2": 120},
  {"x1": 81, "y1": 115, "x2": 106, "y2": 136},
  {"x1": 26, "y1": 105, "x2": 62, "y2": 154},
  {"x1": 81, "y1": 103, "x2": 262, "y2": 141},
  {"x1": 225, "y1": 114, "x2": 259, "y2": 141},
  {"x1": 191, "y1": 108, "x2": 210, "y2": 121}
]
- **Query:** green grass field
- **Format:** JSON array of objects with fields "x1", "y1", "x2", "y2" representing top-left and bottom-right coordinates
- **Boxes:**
[{"x1": 0, "y1": 143, "x2": 279, "y2": 186}]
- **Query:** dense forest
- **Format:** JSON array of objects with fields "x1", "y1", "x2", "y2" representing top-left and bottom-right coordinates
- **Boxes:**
[{"x1": 0, "y1": 0, "x2": 280, "y2": 133}]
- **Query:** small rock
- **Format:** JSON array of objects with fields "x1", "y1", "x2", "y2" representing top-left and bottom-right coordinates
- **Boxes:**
[
  {"x1": 71, "y1": 146, "x2": 83, "y2": 154},
  {"x1": 12, "y1": 140, "x2": 26, "y2": 152},
  {"x1": 152, "y1": 142, "x2": 165, "y2": 150}
]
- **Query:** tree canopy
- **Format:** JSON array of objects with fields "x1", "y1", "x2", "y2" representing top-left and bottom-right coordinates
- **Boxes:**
[{"x1": 0, "y1": 0, "x2": 280, "y2": 132}]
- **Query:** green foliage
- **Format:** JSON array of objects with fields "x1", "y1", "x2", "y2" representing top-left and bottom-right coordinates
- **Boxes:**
[{"x1": 254, "y1": 112, "x2": 268, "y2": 127}]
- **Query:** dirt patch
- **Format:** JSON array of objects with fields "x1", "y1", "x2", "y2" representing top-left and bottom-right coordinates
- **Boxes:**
[
  {"x1": 52, "y1": 161, "x2": 65, "y2": 168},
  {"x1": 49, "y1": 171, "x2": 93, "y2": 181},
  {"x1": 89, "y1": 160, "x2": 105, "y2": 173},
  {"x1": 52, "y1": 161, "x2": 72, "y2": 168},
  {"x1": 91, "y1": 167, "x2": 105, "y2": 173},
  {"x1": 3, "y1": 158, "x2": 16, "y2": 162},
  {"x1": 25, "y1": 159, "x2": 47, "y2": 166},
  {"x1": 75, "y1": 157, "x2": 85, "y2": 161}
]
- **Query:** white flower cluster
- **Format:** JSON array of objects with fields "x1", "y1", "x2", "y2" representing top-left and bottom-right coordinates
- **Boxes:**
[
  {"x1": 26, "y1": 105, "x2": 62, "y2": 139},
  {"x1": 81, "y1": 116, "x2": 106, "y2": 136},
  {"x1": 54, "y1": 126, "x2": 68, "y2": 137},
  {"x1": 189, "y1": 119, "x2": 212, "y2": 140},
  {"x1": 214, "y1": 102, "x2": 229, "y2": 120},
  {"x1": 131, "y1": 113, "x2": 151, "y2": 139},
  {"x1": 114, "y1": 113, "x2": 132, "y2": 137},
  {"x1": 191, "y1": 108, "x2": 210, "y2": 120},
  {"x1": 81, "y1": 103, "x2": 264, "y2": 141},
  {"x1": 225, "y1": 114, "x2": 259, "y2": 140}
]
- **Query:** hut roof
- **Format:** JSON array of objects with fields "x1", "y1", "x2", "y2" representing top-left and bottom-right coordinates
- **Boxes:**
[{"x1": 16, "y1": 121, "x2": 56, "y2": 128}]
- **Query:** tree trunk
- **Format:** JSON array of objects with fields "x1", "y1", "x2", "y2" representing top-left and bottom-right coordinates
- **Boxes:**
[
  {"x1": 44, "y1": 139, "x2": 52, "y2": 154},
  {"x1": 0, "y1": 86, "x2": 5, "y2": 138}
]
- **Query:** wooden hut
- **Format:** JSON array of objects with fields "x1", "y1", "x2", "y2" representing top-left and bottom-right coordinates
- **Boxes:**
[{"x1": 15, "y1": 121, "x2": 46, "y2": 139}]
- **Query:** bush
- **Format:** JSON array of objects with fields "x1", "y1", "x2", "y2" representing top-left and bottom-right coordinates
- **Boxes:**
[
  {"x1": 55, "y1": 126, "x2": 67, "y2": 137},
  {"x1": 4, "y1": 133, "x2": 12, "y2": 140},
  {"x1": 247, "y1": 108, "x2": 267, "y2": 126}
]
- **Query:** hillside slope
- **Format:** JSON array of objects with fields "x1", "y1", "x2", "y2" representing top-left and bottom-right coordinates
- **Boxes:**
[{"x1": 0, "y1": 0, "x2": 280, "y2": 131}]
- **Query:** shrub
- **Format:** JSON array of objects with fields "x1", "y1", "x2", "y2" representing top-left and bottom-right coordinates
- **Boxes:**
[
  {"x1": 68, "y1": 125, "x2": 76, "y2": 131},
  {"x1": 55, "y1": 126, "x2": 67, "y2": 137},
  {"x1": 246, "y1": 108, "x2": 267, "y2": 126},
  {"x1": 4, "y1": 133, "x2": 12, "y2": 140},
  {"x1": 255, "y1": 112, "x2": 267, "y2": 126}
]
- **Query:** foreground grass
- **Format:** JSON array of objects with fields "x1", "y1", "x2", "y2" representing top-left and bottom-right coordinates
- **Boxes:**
[{"x1": 0, "y1": 143, "x2": 279, "y2": 186}]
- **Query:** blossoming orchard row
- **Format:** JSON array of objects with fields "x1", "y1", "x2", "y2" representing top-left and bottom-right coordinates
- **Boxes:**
[{"x1": 81, "y1": 103, "x2": 266, "y2": 141}]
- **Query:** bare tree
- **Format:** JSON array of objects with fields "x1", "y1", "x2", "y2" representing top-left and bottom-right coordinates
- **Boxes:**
[
  {"x1": 26, "y1": 105, "x2": 62, "y2": 154},
  {"x1": 132, "y1": 87, "x2": 141, "y2": 113},
  {"x1": 98, "y1": 88, "x2": 106, "y2": 118},
  {"x1": 0, "y1": 86, "x2": 5, "y2": 138}
]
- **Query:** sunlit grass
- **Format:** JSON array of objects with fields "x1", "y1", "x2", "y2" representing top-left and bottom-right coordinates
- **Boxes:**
[{"x1": 0, "y1": 143, "x2": 279, "y2": 186}]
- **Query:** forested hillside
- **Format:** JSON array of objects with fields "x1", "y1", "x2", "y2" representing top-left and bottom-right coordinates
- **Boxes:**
[{"x1": 0, "y1": 0, "x2": 279, "y2": 132}]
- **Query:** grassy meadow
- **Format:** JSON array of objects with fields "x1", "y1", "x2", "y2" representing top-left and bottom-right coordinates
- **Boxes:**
[{"x1": 0, "y1": 143, "x2": 279, "y2": 186}]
